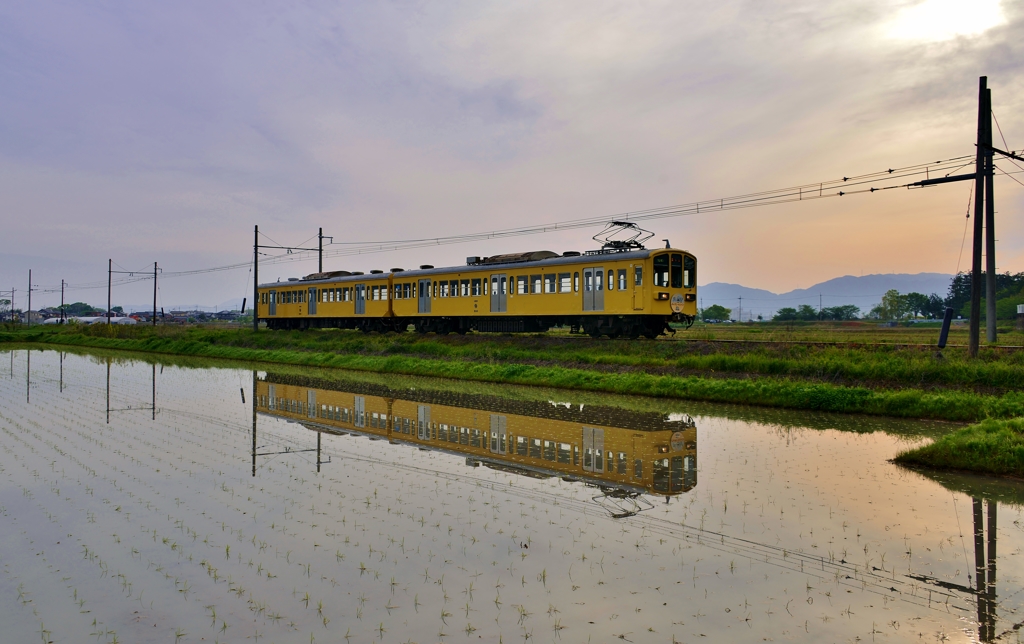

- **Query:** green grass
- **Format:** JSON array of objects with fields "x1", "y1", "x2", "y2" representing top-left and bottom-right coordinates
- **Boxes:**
[
  {"x1": 894, "y1": 418, "x2": 1024, "y2": 478},
  {"x1": 4, "y1": 325, "x2": 1024, "y2": 422}
]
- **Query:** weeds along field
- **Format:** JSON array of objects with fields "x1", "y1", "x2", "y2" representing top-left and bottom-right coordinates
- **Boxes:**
[{"x1": 6, "y1": 323, "x2": 1024, "y2": 421}]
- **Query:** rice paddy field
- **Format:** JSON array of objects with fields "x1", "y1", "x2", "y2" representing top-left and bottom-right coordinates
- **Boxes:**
[{"x1": 2, "y1": 347, "x2": 1023, "y2": 643}]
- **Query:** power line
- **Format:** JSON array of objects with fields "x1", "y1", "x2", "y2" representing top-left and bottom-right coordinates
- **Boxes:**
[{"x1": 27, "y1": 153, "x2": 1024, "y2": 295}]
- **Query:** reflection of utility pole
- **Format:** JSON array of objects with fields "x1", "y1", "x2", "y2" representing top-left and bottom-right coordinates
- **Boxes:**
[
  {"x1": 59, "y1": 352, "x2": 63, "y2": 392},
  {"x1": 252, "y1": 370, "x2": 257, "y2": 477},
  {"x1": 151, "y1": 363, "x2": 156, "y2": 421},
  {"x1": 26, "y1": 349, "x2": 30, "y2": 403},
  {"x1": 106, "y1": 357, "x2": 111, "y2": 424},
  {"x1": 973, "y1": 497, "x2": 997, "y2": 642}
]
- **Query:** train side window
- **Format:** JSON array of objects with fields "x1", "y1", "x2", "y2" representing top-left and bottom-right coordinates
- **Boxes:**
[
  {"x1": 461, "y1": 279, "x2": 469, "y2": 296},
  {"x1": 450, "y1": 280, "x2": 459, "y2": 297},
  {"x1": 323, "y1": 289, "x2": 329, "y2": 303},
  {"x1": 557, "y1": 443, "x2": 571, "y2": 464},
  {"x1": 684, "y1": 255, "x2": 696, "y2": 288},
  {"x1": 618, "y1": 269, "x2": 626, "y2": 290},
  {"x1": 471, "y1": 278, "x2": 482, "y2": 296},
  {"x1": 608, "y1": 270, "x2": 615, "y2": 291},
  {"x1": 558, "y1": 273, "x2": 570, "y2": 293},
  {"x1": 574, "y1": 272, "x2": 579, "y2": 291},
  {"x1": 433, "y1": 282, "x2": 439, "y2": 298},
  {"x1": 654, "y1": 255, "x2": 669, "y2": 287},
  {"x1": 516, "y1": 436, "x2": 528, "y2": 455},
  {"x1": 531, "y1": 275, "x2": 542, "y2": 294},
  {"x1": 634, "y1": 266, "x2": 643, "y2": 287},
  {"x1": 544, "y1": 440, "x2": 556, "y2": 461},
  {"x1": 545, "y1": 274, "x2": 556, "y2": 293},
  {"x1": 383, "y1": 285, "x2": 389, "y2": 300},
  {"x1": 405, "y1": 283, "x2": 412, "y2": 299},
  {"x1": 617, "y1": 452, "x2": 627, "y2": 474},
  {"x1": 483, "y1": 279, "x2": 488, "y2": 296},
  {"x1": 517, "y1": 276, "x2": 528, "y2": 295},
  {"x1": 529, "y1": 438, "x2": 541, "y2": 458},
  {"x1": 438, "y1": 281, "x2": 448, "y2": 298},
  {"x1": 671, "y1": 253, "x2": 683, "y2": 288}
]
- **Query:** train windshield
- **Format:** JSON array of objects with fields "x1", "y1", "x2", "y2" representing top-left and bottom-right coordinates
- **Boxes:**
[
  {"x1": 684, "y1": 255, "x2": 696, "y2": 288},
  {"x1": 670, "y1": 254, "x2": 683, "y2": 288},
  {"x1": 653, "y1": 255, "x2": 669, "y2": 287}
]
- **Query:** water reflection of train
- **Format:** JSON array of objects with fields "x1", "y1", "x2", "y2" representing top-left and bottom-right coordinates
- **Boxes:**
[{"x1": 255, "y1": 376, "x2": 697, "y2": 499}]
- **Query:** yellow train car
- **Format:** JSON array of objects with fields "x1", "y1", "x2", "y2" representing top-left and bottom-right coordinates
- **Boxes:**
[
  {"x1": 255, "y1": 377, "x2": 697, "y2": 499},
  {"x1": 257, "y1": 236, "x2": 698, "y2": 338}
]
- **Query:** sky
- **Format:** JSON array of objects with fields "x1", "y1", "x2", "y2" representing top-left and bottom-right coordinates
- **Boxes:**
[{"x1": 1, "y1": 0, "x2": 1022, "y2": 311}]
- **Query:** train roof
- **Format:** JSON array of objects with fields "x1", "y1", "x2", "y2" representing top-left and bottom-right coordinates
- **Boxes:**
[{"x1": 258, "y1": 247, "x2": 690, "y2": 289}]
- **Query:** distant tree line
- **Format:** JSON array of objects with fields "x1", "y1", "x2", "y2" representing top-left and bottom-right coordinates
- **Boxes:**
[{"x1": 700, "y1": 271, "x2": 1024, "y2": 323}]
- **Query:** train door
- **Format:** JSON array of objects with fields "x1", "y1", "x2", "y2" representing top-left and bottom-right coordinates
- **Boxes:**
[
  {"x1": 490, "y1": 274, "x2": 507, "y2": 312},
  {"x1": 582, "y1": 267, "x2": 604, "y2": 312},
  {"x1": 632, "y1": 265, "x2": 644, "y2": 311},
  {"x1": 582, "y1": 427, "x2": 605, "y2": 473},
  {"x1": 268, "y1": 290, "x2": 277, "y2": 316},
  {"x1": 307, "y1": 287, "x2": 317, "y2": 315},
  {"x1": 418, "y1": 279, "x2": 431, "y2": 313},
  {"x1": 417, "y1": 405, "x2": 431, "y2": 440},
  {"x1": 354, "y1": 284, "x2": 366, "y2": 314},
  {"x1": 489, "y1": 415, "x2": 507, "y2": 455},
  {"x1": 354, "y1": 396, "x2": 365, "y2": 428}
]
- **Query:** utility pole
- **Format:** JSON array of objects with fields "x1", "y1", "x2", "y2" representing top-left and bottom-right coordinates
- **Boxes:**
[
  {"x1": 819, "y1": 293, "x2": 822, "y2": 320},
  {"x1": 107, "y1": 259, "x2": 113, "y2": 325},
  {"x1": 253, "y1": 225, "x2": 259, "y2": 332},
  {"x1": 27, "y1": 270, "x2": 31, "y2": 327},
  {"x1": 985, "y1": 85, "x2": 997, "y2": 343},
  {"x1": 319, "y1": 227, "x2": 323, "y2": 273},
  {"x1": 153, "y1": 262, "x2": 158, "y2": 326},
  {"x1": 60, "y1": 280, "x2": 65, "y2": 323},
  {"x1": 969, "y1": 77, "x2": 988, "y2": 358},
  {"x1": 738, "y1": 297, "x2": 742, "y2": 323}
]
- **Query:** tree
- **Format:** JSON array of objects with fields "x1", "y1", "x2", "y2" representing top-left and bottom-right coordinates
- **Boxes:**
[
  {"x1": 701, "y1": 304, "x2": 731, "y2": 321},
  {"x1": 773, "y1": 307, "x2": 798, "y2": 321},
  {"x1": 903, "y1": 292, "x2": 930, "y2": 318},
  {"x1": 924, "y1": 294, "x2": 946, "y2": 319},
  {"x1": 796, "y1": 304, "x2": 818, "y2": 321},
  {"x1": 821, "y1": 304, "x2": 860, "y2": 321},
  {"x1": 879, "y1": 289, "x2": 908, "y2": 320},
  {"x1": 111, "y1": 306, "x2": 124, "y2": 314}
]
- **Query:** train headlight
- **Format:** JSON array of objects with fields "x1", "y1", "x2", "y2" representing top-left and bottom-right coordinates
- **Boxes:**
[{"x1": 656, "y1": 292, "x2": 670, "y2": 300}]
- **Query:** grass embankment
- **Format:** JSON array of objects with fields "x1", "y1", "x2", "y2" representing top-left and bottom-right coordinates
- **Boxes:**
[
  {"x1": 895, "y1": 418, "x2": 1024, "y2": 478},
  {"x1": 4, "y1": 324, "x2": 1024, "y2": 424}
]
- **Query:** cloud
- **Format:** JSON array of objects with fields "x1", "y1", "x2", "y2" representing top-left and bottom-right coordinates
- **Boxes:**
[{"x1": 1, "y1": 0, "x2": 1022, "y2": 308}]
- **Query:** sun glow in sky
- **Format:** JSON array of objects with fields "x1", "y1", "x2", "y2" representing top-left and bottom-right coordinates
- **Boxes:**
[
  {"x1": 886, "y1": 0, "x2": 1006, "y2": 41},
  {"x1": 0, "y1": 1, "x2": 1022, "y2": 308}
]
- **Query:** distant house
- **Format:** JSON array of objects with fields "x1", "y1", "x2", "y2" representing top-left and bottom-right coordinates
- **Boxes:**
[{"x1": 214, "y1": 310, "x2": 240, "y2": 321}]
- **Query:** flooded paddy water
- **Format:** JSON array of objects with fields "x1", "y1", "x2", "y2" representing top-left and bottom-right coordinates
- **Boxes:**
[{"x1": 1, "y1": 348, "x2": 1023, "y2": 644}]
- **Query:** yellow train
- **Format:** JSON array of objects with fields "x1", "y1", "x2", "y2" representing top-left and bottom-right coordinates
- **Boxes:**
[
  {"x1": 256, "y1": 230, "x2": 697, "y2": 338},
  {"x1": 255, "y1": 375, "x2": 697, "y2": 500}
]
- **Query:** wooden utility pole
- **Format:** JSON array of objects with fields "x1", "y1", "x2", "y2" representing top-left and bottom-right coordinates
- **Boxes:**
[
  {"x1": 107, "y1": 258, "x2": 113, "y2": 325},
  {"x1": 153, "y1": 262, "x2": 158, "y2": 326},
  {"x1": 26, "y1": 270, "x2": 32, "y2": 327},
  {"x1": 969, "y1": 77, "x2": 988, "y2": 358},
  {"x1": 60, "y1": 279, "x2": 65, "y2": 323},
  {"x1": 984, "y1": 86, "x2": 997, "y2": 343},
  {"x1": 253, "y1": 225, "x2": 259, "y2": 332},
  {"x1": 318, "y1": 227, "x2": 323, "y2": 273}
]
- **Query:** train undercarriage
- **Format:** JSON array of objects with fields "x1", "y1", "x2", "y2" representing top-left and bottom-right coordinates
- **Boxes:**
[{"x1": 264, "y1": 313, "x2": 695, "y2": 338}]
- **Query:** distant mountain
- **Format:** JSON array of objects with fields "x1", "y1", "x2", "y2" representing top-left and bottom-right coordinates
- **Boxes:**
[{"x1": 698, "y1": 273, "x2": 952, "y2": 321}]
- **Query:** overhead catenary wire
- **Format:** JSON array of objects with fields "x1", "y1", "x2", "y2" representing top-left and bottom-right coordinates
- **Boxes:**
[{"x1": 27, "y1": 153, "x2": 1024, "y2": 296}]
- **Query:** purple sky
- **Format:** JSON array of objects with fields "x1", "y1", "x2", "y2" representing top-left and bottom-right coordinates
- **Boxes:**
[{"x1": 1, "y1": 0, "x2": 1022, "y2": 310}]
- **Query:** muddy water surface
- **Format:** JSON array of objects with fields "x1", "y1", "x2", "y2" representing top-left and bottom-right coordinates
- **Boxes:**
[{"x1": 1, "y1": 348, "x2": 1022, "y2": 643}]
